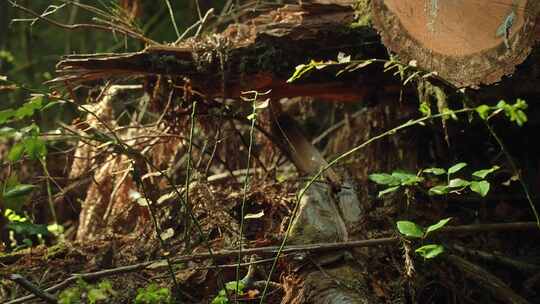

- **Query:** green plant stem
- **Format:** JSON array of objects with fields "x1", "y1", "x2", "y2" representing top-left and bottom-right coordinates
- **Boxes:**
[
  {"x1": 484, "y1": 121, "x2": 540, "y2": 228},
  {"x1": 259, "y1": 107, "x2": 475, "y2": 303},
  {"x1": 184, "y1": 101, "x2": 197, "y2": 251},
  {"x1": 39, "y1": 158, "x2": 58, "y2": 225},
  {"x1": 235, "y1": 95, "x2": 258, "y2": 302},
  {"x1": 163, "y1": 0, "x2": 181, "y2": 39}
]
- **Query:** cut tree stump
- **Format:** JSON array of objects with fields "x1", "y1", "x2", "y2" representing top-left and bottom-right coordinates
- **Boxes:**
[{"x1": 371, "y1": 0, "x2": 540, "y2": 87}]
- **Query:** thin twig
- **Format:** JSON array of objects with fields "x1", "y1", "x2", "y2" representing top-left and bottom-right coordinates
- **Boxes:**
[
  {"x1": 484, "y1": 121, "x2": 540, "y2": 228},
  {"x1": 8, "y1": 274, "x2": 57, "y2": 304},
  {"x1": 8, "y1": 0, "x2": 156, "y2": 45},
  {"x1": 235, "y1": 91, "x2": 260, "y2": 301}
]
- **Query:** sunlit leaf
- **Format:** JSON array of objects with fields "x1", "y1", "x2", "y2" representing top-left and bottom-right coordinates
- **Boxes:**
[
  {"x1": 428, "y1": 185, "x2": 449, "y2": 195},
  {"x1": 391, "y1": 171, "x2": 423, "y2": 186},
  {"x1": 23, "y1": 137, "x2": 47, "y2": 160},
  {"x1": 425, "y1": 217, "x2": 452, "y2": 235},
  {"x1": 475, "y1": 104, "x2": 491, "y2": 120},
  {"x1": 415, "y1": 244, "x2": 444, "y2": 259},
  {"x1": 448, "y1": 178, "x2": 470, "y2": 188},
  {"x1": 472, "y1": 165, "x2": 500, "y2": 179},
  {"x1": 448, "y1": 162, "x2": 467, "y2": 175},
  {"x1": 470, "y1": 180, "x2": 490, "y2": 197},
  {"x1": 378, "y1": 186, "x2": 400, "y2": 198},
  {"x1": 423, "y1": 167, "x2": 446, "y2": 175},
  {"x1": 397, "y1": 221, "x2": 424, "y2": 238},
  {"x1": 369, "y1": 173, "x2": 400, "y2": 186}
]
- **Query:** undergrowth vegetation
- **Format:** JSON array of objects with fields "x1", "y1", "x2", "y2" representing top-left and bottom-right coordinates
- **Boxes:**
[{"x1": 1, "y1": 1, "x2": 540, "y2": 303}]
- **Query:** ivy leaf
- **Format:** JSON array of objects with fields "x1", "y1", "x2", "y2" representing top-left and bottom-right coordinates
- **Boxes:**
[
  {"x1": 425, "y1": 217, "x2": 452, "y2": 235},
  {"x1": 448, "y1": 178, "x2": 470, "y2": 188},
  {"x1": 470, "y1": 180, "x2": 490, "y2": 197},
  {"x1": 472, "y1": 165, "x2": 500, "y2": 179},
  {"x1": 378, "y1": 186, "x2": 400, "y2": 198},
  {"x1": 423, "y1": 167, "x2": 446, "y2": 175},
  {"x1": 428, "y1": 185, "x2": 450, "y2": 196},
  {"x1": 369, "y1": 173, "x2": 400, "y2": 186},
  {"x1": 415, "y1": 244, "x2": 445, "y2": 259},
  {"x1": 397, "y1": 221, "x2": 424, "y2": 238},
  {"x1": 448, "y1": 162, "x2": 467, "y2": 175}
]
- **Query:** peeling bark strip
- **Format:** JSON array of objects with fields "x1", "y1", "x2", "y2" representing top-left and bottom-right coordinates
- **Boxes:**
[
  {"x1": 51, "y1": 3, "x2": 389, "y2": 101},
  {"x1": 371, "y1": 0, "x2": 540, "y2": 87}
]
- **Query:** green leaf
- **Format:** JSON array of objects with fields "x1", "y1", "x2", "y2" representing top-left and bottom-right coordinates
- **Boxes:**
[
  {"x1": 470, "y1": 180, "x2": 490, "y2": 197},
  {"x1": 23, "y1": 137, "x2": 47, "y2": 160},
  {"x1": 7, "y1": 222, "x2": 49, "y2": 236},
  {"x1": 428, "y1": 185, "x2": 450, "y2": 195},
  {"x1": 423, "y1": 168, "x2": 446, "y2": 175},
  {"x1": 448, "y1": 162, "x2": 467, "y2": 175},
  {"x1": 8, "y1": 142, "x2": 25, "y2": 161},
  {"x1": 59, "y1": 287, "x2": 82, "y2": 304},
  {"x1": 15, "y1": 95, "x2": 44, "y2": 119},
  {"x1": 475, "y1": 104, "x2": 491, "y2": 120},
  {"x1": 425, "y1": 217, "x2": 452, "y2": 235},
  {"x1": 472, "y1": 165, "x2": 500, "y2": 179},
  {"x1": 41, "y1": 100, "x2": 66, "y2": 111},
  {"x1": 419, "y1": 101, "x2": 431, "y2": 116},
  {"x1": 87, "y1": 287, "x2": 109, "y2": 304},
  {"x1": 391, "y1": 171, "x2": 423, "y2": 186},
  {"x1": 415, "y1": 244, "x2": 445, "y2": 259},
  {"x1": 246, "y1": 112, "x2": 257, "y2": 121},
  {"x1": 225, "y1": 281, "x2": 245, "y2": 293},
  {"x1": 0, "y1": 109, "x2": 15, "y2": 124},
  {"x1": 378, "y1": 186, "x2": 400, "y2": 198},
  {"x1": 396, "y1": 221, "x2": 424, "y2": 238},
  {"x1": 448, "y1": 178, "x2": 470, "y2": 188},
  {"x1": 368, "y1": 173, "x2": 400, "y2": 186},
  {"x1": 3, "y1": 184, "x2": 37, "y2": 199}
]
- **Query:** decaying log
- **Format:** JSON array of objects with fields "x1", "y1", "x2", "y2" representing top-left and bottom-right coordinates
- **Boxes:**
[{"x1": 51, "y1": 3, "x2": 389, "y2": 102}]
